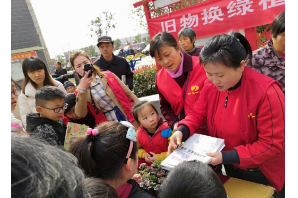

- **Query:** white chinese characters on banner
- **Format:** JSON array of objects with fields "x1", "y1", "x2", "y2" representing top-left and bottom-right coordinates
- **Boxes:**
[
  {"x1": 158, "y1": 0, "x2": 284, "y2": 34},
  {"x1": 180, "y1": 14, "x2": 199, "y2": 28},
  {"x1": 227, "y1": 0, "x2": 254, "y2": 18},
  {"x1": 201, "y1": 6, "x2": 224, "y2": 25},
  {"x1": 161, "y1": 19, "x2": 177, "y2": 33},
  {"x1": 259, "y1": 0, "x2": 285, "y2": 10}
]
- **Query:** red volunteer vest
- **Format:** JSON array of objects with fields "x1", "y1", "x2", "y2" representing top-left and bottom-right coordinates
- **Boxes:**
[
  {"x1": 156, "y1": 56, "x2": 206, "y2": 116},
  {"x1": 137, "y1": 122, "x2": 170, "y2": 154},
  {"x1": 180, "y1": 67, "x2": 285, "y2": 191}
]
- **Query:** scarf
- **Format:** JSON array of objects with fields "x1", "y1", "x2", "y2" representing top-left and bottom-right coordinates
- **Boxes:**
[{"x1": 166, "y1": 52, "x2": 184, "y2": 78}]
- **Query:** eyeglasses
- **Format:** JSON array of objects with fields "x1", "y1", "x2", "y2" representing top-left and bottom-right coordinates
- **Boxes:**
[
  {"x1": 39, "y1": 103, "x2": 68, "y2": 113},
  {"x1": 11, "y1": 89, "x2": 18, "y2": 97}
]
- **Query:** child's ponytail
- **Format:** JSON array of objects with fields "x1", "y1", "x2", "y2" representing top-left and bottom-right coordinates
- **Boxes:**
[{"x1": 70, "y1": 121, "x2": 138, "y2": 180}]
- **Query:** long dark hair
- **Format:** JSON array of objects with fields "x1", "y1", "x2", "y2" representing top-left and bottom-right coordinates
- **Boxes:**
[
  {"x1": 200, "y1": 32, "x2": 252, "y2": 68},
  {"x1": 21, "y1": 57, "x2": 55, "y2": 94},
  {"x1": 271, "y1": 11, "x2": 285, "y2": 38},
  {"x1": 70, "y1": 121, "x2": 138, "y2": 180}
]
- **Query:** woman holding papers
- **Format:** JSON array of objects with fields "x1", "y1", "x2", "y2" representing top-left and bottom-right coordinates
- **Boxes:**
[{"x1": 168, "y1": 32, "x2": 285, "y2": 196}]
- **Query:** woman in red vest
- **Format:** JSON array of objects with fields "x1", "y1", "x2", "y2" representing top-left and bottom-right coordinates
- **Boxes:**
[
  {"x1": 69, "y1": 50, "x2": 140, "y2": 128},
  {"x1": 150, "y1": 32, "x2": 207, "y2": 132},
  {"x1": 169, "y1": 33, "x2": 285, "y2": 197}
]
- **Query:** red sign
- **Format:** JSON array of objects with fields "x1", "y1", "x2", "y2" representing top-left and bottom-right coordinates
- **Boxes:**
[
  {"x1": 11, "y1": 51, "x2": 37, "y2": 61},
  {"x1": 148, "y1": 0, "x2": 285, "y2": 39}
]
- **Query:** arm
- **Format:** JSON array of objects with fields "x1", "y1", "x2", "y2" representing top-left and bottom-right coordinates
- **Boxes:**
[
  {"x1": 234, "y1": 83, "x2": 285, "y2": 167},
  {"x1": 168, "y1": 81, "x2": 211, "y2": 154},
  {"x1": 18, "y1": 94, "x2": 32, "y2": 127},
  {"x1": 32, "y1": 124, "x2": 60, "y2": 146},
  {"x1": 156, "y1": 152, "x2": 168, "y2": 161},
  {"x1": 125, "y1": 61, "x2": 134, "y2": 90},
  {"x1": 138, "y1": 148, "x2": 147, "y2": 159},
  {"x1": 75, "y1": 71, "x2": 93, "y2": 118},
  {"x1": 74, "y1": 90, "x2": 88, "y2": 118}
]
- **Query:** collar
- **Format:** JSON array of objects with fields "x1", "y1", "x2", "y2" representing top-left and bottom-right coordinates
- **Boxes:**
[
  {"x1": 228, "y1": 75, "x2": 242, "y2": 91},
  {"x1": 183, "y1": 46, "x2": 196, "y2": 54},
  {"x1": 100, "y1": 54, "x2": 117, "y2": 65}
]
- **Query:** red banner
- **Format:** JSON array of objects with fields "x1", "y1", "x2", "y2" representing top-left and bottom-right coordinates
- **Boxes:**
[
  {"x1": 148, "y1": 0, "x2": 285, "y2": 39},
  {"x1": 11, "y1": 51, "x2": 37, "y2": 61}
]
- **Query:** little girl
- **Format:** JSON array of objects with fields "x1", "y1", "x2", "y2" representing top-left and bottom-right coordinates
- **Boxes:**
[
  {"x1": 70, "y1": 121, "x2": 153, "y2": 198},
  {"x1": 132, "y1": 101, "x2": 172, "y2": 167}
]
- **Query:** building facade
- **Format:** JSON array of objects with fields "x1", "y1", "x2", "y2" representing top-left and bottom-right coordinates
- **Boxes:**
[{"x1": 11, "y1": 0, "x2": 52, "y2": 85}]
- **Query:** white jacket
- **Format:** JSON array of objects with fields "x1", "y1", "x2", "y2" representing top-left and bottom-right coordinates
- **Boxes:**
[{"x1": 18, "y1": 80, "x2": 67, "y2": 127}]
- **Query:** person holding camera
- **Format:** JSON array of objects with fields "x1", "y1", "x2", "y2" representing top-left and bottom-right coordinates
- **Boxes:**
[{"x1": 69, "y1": 50, "x2": 140, "y2": 128}]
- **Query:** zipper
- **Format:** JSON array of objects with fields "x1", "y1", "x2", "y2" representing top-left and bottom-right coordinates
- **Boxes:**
[{"x1": 224, "y1": 92, "x2": 229, "y2": 108}]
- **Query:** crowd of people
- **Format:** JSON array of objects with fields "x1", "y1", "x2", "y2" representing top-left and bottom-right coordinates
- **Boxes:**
[{"x1": 11, "y1": 11, "x2": 285, "y2": 198}]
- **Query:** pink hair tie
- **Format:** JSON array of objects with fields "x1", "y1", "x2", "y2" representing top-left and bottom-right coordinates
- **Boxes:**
[{"x1": 86, "y1": 128, "x2": 99, "y2": 139}]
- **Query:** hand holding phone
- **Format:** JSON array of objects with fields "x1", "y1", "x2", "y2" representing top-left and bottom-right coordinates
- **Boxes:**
[{"x1": 83, "y1": 64, "x2": 94, "y2": 78}]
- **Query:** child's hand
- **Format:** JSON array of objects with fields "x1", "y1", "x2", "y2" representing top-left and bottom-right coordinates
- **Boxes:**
[
  {"x1": 144, "y1": 153, "x2": 151, "y2": 163},
  {"x1": 148, "y1": 152, "x2": 157, "y2": 163},
  {"x1": 132, "y1": 174, "x2": 141, "y2": 184}
]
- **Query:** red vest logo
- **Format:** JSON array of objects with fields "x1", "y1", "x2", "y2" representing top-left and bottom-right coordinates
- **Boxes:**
[
  {"x1": 188, "y1": 85, "x2": 200, "y2": 95},
  {"x1": 109, "y1": 78, "x2": 114, "y2": 81}
]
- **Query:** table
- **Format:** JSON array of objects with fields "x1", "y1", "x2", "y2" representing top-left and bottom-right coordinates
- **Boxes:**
[{"x1": 217, "y1": 174, "x2": 274, "y2": 198}]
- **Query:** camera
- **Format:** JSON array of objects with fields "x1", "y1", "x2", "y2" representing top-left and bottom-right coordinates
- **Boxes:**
[{"x1": 83, "y1": 64, "x2": 94, "y2": 78}]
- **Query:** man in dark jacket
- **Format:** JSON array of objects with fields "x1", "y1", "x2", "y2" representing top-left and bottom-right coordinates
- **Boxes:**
[
  {"x1": 93, "y1": 36, "x2": 134, "y2": 90},
  {"x1": 52, "y1": 62, "x2": 68, "y2": 84}
]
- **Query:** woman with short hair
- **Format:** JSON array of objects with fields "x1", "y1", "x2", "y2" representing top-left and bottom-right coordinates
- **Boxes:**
[{"x1": 178, "y1": 27, "x2": 202, "y2": 56}]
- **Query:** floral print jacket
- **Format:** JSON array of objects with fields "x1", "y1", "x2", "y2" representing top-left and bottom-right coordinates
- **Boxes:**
[{"x1": 250, "y1": 39, "x2": 285, "y2": 93}]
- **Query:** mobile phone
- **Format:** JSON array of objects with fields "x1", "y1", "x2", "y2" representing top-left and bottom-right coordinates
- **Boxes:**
[{"x1": 83, "y1": 64, "x2": 94, "y2": 78}]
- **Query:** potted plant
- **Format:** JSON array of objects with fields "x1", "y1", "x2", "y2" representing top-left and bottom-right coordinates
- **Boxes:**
[{"x1": 137, "y1": 160, "x2": 169, "y2": 197}]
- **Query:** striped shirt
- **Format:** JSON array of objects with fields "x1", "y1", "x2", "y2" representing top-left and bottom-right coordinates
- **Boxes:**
[{"x1": 90, "y1": 75, "x2": 117, "y2": 121}]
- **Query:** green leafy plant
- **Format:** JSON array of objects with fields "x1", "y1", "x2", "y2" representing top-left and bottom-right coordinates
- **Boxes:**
[
  {"x1": 137, "y1": 160, "x2": 169, "y2": 196},
  {"x1": 133, "y1": 65, "x2": 157, "y2": 97}
]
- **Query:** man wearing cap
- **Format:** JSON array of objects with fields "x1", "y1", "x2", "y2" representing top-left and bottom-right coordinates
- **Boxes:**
[{"x1": 93, "y1": 36, "x2": 134, "y2": 90}]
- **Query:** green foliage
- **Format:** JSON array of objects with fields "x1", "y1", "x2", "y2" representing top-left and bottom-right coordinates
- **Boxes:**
[
  {"x1": 135, "y1": 34, "x2": 142, "y2": 43},
  {"x1": 81, "y1": 45, "x2": 98, "y2": 57},
  {"x1": 133, "y1": 65, "x2": 157, "y2": 98},
  {"x1": 89, "y1": 11, "x2": 117, "y2": 38},
  {"x1": 55, "y1": 55, "x2": 65, "y2": 64},
  {"x1": 114, "y1": 39, "x2": 121, "y2": 50}
]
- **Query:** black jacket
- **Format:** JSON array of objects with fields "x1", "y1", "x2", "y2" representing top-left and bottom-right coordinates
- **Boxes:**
[
  {"x1": 128, "y1": 179, "x2": 154, "y2": 198},
  {"x1": 93, "y1": 54, "x2": 134, "y2": 90},
  {"x1": 26, "y1": 113, "x2": 66, "y2": 146},
  {"x1": 53, "y1": 67, "x2": 68, "y2": 84}
]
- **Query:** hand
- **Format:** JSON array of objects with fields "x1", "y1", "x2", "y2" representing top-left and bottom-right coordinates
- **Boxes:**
[
  {"x1": 61, "y1": 75, "x2": 64, "y2": 79},
  {"x1": 79, "y1": 71, "x2": 93, "y2": 90},
  {"x1": 148, "y1": 152, "x2": 157, "y2": 163},
  {"x1": 173, "y1": 122, "x2": 179, "y2": 131},
  {"x1": 168, "y1": 130, "x2": 183, "y2": 155},
  {"x1": 132, "y1": 174, "x2": 141, "y2": 184},
  {"x1": 144, "y1": 153, "x2": 151, "y2": 163},
  {"x1": 206, "y1": 152, "x2": 223, "y2": 166}
]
